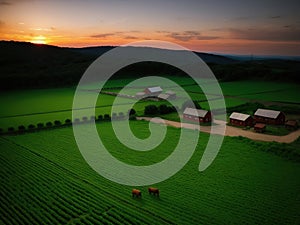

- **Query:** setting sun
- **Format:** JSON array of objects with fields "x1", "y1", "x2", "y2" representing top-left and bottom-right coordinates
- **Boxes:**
[{"x1": 31, "y1": 35, "x2": 47, "y2": 44}]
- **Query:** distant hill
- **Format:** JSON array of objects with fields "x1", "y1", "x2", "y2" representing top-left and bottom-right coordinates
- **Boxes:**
[
  {"x1": 69, "y1": 45, "x2": 236, "y2": 64},
  {"x1": 0, "y1": 41, "x2": 299, "y2": 90}
]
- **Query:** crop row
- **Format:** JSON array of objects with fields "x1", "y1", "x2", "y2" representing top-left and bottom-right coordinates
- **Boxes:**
[
  {"x1": 0, "y1": 138, "x2": 170, "y2": 225},
  {"x1": 2, "y1": 119, "x2": 300, "y2": 224}
]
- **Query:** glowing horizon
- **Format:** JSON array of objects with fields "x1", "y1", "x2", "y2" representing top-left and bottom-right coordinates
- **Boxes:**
[{"x1": 0, "y1": 0, "x2": 299, "y2": 56}]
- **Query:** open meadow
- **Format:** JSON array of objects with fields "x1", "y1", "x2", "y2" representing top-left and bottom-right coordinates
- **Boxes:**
[{"x1": 0, "y1": 78, "x2": 299, "y2": 131}]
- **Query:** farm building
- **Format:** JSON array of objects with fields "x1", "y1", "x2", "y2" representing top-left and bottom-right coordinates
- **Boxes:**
[
  {"x1": 254, "y1": 108, "x2": 285, "y2": 125},
  {"x1": 229, "y1": 112, "x2": 253, "y2": 127},
  {"x1": 183, "y1": 107, "x2": 212, "y2": 123},
  {"x1": 254, "y1": 123, "x2": 266, "y2": 133},
  {"x1": 157, "y1": 93, "x2": 170, "y2": 100},
  {"x1": 285, "y1": 120, "x2": 298, "y2": 130},
  {"x1": 165, "y1": 91, "x2": 176, "y2": 99},
  {"x1": 144, "y1": 86, "x2": 163, "y2": 96}
]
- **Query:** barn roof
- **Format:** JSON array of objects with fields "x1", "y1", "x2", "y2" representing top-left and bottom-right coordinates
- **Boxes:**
[
  {"x1": 158, "y1": 93, "x2": 170, "y2": 100},
  {"x1": 229, "y1": 112, "x2": 251, "y2": 121},
  {"x1": 183, "y1": 107, "x2": 209, "y2": 118},
  {"x1": 254, "y1": 108, "x2": 282, "y2": 119},
  {"x1": 147, "y1": 86, "x2": 163, "y2": 93}
]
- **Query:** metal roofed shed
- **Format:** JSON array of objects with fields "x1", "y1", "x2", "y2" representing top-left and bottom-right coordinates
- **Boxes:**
[
  {"x1": 230, "y1": 112, "x2": 251, "y2": 121},
  {"x1": 157, "y1": 93, "x2": 170, "y2": 100},
  {"x1": 183, "y1": 107, "x2": 212, "y2": 123},
  {"x1": 254, "y1": 109, "x2": 281, "y2": 119},
  {"x1": 254, "y1": 108, "x2": 285, "y2": 125},
  {"x1": 144, "y1": 86, "x2": 163, "y2": 96},
  {"x1": 229, "y1": 112, "x2": 253, "y2": 127}
]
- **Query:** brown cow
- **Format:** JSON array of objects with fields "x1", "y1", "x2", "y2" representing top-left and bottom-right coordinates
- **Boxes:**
[
  {"x1": 132, "y1": 189, "x2": 142, "y2": 198},
  {"x1": 148, "y1": 187, "x2": 159, "y2": 197}
]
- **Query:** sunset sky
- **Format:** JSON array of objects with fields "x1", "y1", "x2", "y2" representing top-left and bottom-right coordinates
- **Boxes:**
[{"x1": 0, "y1": 0, "x2": 299, "y2": 55}]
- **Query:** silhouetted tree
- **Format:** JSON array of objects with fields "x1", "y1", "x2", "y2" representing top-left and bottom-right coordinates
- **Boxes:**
[
  {"x1": 112, "y1": 113, "x2": 117, "y2": 120},
  {"x1": 37, "y1": 123, "x2": 44, "y2": 129},
  {"x1": 159, "y1": 104, "x2": 169, "y2": 114},
  {"x1": 28, "y1": 124, "x2": 35, "y2": 130},
  {"x1": 144, "y1": 105, "x2": 159, "y2": 115},
  {"x1": 18, "y1": 125, "x2": 26, "y2": 132},
  {"x1": 118, "y1": 112, "x2": 124, "y2": 119},
  {"x1": 46, "y1": 122, "x2": 53, "y2": 127},
  {"x1": 65, "y1": 119, "x2": 71, "y2": 124},
  {"x1": 128, "y1": 108, "x2": 136, "y2": 116},
  {"x1": 8, "y1": 127, "x2": 15, "y2": 132},
  {"x1": 104, "y1": 114, "x2": 110, "y2": 120},
  {"x1": 54, "y1": 120, "x2": 61, "y2": 126}
]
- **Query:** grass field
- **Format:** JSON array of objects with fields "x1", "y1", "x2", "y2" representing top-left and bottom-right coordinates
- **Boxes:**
[
  {"x1": 1, "y1": 120, "x2": 299, "y2": 224},
  {"x1": 1, "y1": 79, "x2": 298, "y2": 131}
]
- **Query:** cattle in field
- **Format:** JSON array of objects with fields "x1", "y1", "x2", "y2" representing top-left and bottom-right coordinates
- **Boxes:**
[
  {"x1": 132, "y1": 189, "x2": 142, "y2": 198},
  {"x1": 148, "y1": 187, "x2": 159, "y2": 197}
]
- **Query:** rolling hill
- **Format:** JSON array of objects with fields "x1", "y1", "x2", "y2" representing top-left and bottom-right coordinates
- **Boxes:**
[{"x1": 0, "y1": 40, "x2": 299, "y2": 91}]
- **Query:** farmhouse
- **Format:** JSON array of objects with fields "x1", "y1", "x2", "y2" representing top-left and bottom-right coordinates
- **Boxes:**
[
  {"x1": 144, "y1": 86, "x2": 163, "y2": 96},
  {"x1": 254, "y1": 123, "x2": 266, "y2": 133},
  {"x1": 183, "y1": 107, "x2": 212, "y2": 123},
  {"x1": 229, "y1": 112, "x2": 253, "y2": 127},
  {"x1": 254, "y1": 108, "x2": 285, "y2": 125}
]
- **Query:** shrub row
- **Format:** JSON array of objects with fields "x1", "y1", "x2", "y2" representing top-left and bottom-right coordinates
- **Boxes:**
[
  {"x1": 144, "y1": 104, "x2": 177, "y2": 116},
  {"x1": 0, "y1": 110, "x2": 136, "y2": 135}
]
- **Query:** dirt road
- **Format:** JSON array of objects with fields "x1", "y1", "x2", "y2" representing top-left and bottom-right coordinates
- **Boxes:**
[{"x1": 137, "y1": 117, "x2": 300, "y2": 143}]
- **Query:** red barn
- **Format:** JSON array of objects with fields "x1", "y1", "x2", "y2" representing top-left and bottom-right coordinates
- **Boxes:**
[
  {"x1": 183, "y1": 107, "x2": 212, "y2": 123},
  {"x1": 254, "y1": 109, "x2": 285, "y2": 125},
  {"x1": 144, "y1": 86, "x2": 163, "y2": 96},
  {"x1": 229, "y1": 112, "x2": 253, "y2": 127}
]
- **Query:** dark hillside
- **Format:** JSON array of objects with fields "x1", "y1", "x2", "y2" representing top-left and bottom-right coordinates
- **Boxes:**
[
  {"x1": 0, "y1": 41, "x2": 299, "y2": 91},
  {"x1": 0, "y1": 41, "x2": 96, "y2": 90}
]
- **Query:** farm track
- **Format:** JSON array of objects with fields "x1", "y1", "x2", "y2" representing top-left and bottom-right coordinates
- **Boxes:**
[
  {"x1": 137, "y1": 117, "x2": 300, "y2": 143},
  {"x1": 0, "y1": 136, "x2": 176, "y2": 225}
]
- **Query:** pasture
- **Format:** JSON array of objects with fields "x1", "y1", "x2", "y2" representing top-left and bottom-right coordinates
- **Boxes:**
[
  {"x1": 1, "y1": 79, "x2": 298, "y2": 131},
  {"x1": 1, "y1": 121, "x2": 300, "y2": 224}
]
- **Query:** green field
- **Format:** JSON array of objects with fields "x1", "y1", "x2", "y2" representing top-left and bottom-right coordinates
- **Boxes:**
[
  {"x1": 1, "y1": 121, "x2": 299, "y2": 224},
  {"x1": 1, "y1": 79, "x2": 299, "y2": 131},
  {"x1": 1, "y1": 77, "x2": 300, "y2": 225}
]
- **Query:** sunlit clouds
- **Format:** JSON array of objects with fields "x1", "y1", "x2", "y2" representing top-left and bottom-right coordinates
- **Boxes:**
[{"x1": 0, "y1": 0, "x2": 299, "y2": 55}]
